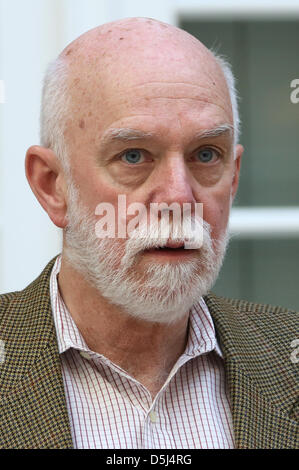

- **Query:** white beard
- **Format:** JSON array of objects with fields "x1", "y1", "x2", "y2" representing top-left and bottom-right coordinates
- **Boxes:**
[{"x1": 63, "y1": 181, "x2": 229, "y2": 324}]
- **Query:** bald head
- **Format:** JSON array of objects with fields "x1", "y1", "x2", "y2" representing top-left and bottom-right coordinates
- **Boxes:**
[
  {"x1": 62, "y1": 18, "x2": 227, "y2": 106},
  {"x1": 62, "y1": 17, "x2": 213, "y2": 65},
  {"x1": 40, "y1": 18, "x2": 239, "y2": 172}
]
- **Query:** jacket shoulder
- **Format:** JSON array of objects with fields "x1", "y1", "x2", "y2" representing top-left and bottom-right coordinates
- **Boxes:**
[
  {"x1": 206, "y1": 292, "x2": 298, "y2": 319},
  {"x1": 217, "y1": 295, "x2": 297, "y2": 333},
  {"x1": 0, "y1": 257, "x2": 58, "y2": 324},
  {"x1": 207, "y1": 290, "x2": 297, "y2": 317},
  {"x1": 220, "y1": 295, "x2": 297, "y2": 316},
  {"x1": 204, "y1": 292, "x2": 298, "y2": 351},
  {"x1": 0, "y1": 291, "x2": 19, "y2": 317}
]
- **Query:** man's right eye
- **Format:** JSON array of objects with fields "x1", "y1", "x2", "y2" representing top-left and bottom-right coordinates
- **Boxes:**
[{"x1": 121, "y1": 149, "x2": 144, "y2": 164}]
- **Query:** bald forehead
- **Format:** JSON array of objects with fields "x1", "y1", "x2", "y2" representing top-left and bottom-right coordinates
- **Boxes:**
[
  {"x1": 61, "y1": 18, "x2": 223, "y2": 86},
  {"x1": 59, "y1": 18, "x2": 232, "y2": 141}
]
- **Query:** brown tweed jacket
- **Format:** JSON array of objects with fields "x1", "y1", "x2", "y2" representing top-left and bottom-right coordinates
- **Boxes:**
[{"x1": 0, "y1": 257, "x2": 298, "y2": 449}]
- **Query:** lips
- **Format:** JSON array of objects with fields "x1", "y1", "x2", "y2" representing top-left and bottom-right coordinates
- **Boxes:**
[
  {"x1": 141, "y1": 239, "x2": 193, "y2": 255},
  {"x1": 142, "y1": 241, "x2": 197, "y2": 257},
  {"x1": 150, "y1": 241, "x2": 186, "y2": 251},
  {"x1": 164, "y1": 241, "x2": 185, "y2": 249}
]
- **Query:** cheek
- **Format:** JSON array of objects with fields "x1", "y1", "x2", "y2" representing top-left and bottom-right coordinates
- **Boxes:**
[
  {"x1": 201, "y1": 188, "x2": 232, "y2": 241},
  {"x1": 191, "y1": 161, "x2": 225, "y2": 187},
  {"x1": 71, "y1": 165, "x2": 120, "y2": 210},
  {"x1": 107, "y1": 163, "x2": 150, "y2": 189}
]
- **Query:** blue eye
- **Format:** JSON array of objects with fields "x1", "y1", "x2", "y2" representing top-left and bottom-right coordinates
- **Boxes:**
[
  {"x1": 196, "y1": 148, "x2": 218, "y2": 163},
  {"x1": 121, "y1": 149, "x2": 144, "y2": 164}
]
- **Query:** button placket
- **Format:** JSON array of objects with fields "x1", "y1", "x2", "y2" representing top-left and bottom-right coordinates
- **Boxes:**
[
  {"x1": 149, "y1": 410, "x2": 158, "y2": 423},
  {"x1": 80, "y1": 351, "x2": 92, "y2": 360}
]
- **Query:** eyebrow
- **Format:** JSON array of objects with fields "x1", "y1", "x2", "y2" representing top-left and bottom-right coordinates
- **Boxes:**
[
  {"x1": 195, "y1": 124, "x2": 234, "y2": 139},
  {"x1": 100, "y1": 124, "x2": 234, "y2": 146},
  {"x1": 100, "y1": 128, "x2": 154, "y2": 146}
]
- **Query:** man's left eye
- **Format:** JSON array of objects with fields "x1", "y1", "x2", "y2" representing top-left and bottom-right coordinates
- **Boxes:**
[
  {"x1": 121, "y1": 149, "x2": 144, "y2": 164},
  {"x1": 196, "y1": 148, "x2": 219, "y2": 163}
]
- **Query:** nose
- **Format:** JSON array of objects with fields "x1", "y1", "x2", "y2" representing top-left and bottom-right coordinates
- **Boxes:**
[{"x1": 149, "y1": 153, "x2": 197, "y2": 207}]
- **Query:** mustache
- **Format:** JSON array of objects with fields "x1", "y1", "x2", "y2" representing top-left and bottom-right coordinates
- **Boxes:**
[{"x1": 121, "y1": 215, "x2": 211, "y2": 268}]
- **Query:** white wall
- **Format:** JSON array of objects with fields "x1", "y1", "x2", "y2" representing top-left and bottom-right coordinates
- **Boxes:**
[
  {"x1": 0, "y1": 0, "x2": 63, "y2": 293},
  {"x1": 0, "y1": 0, "x2": 298, "y2": 293}
]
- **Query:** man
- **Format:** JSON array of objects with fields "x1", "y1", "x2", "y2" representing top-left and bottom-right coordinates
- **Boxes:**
[{"x1": 0, "y1": 18, "x2": 297, "y2": 449}]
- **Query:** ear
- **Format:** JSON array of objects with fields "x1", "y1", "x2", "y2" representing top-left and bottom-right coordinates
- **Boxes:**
[
  {"x1": 25, "y1": 145, "x2": 68, "y2": 228},
  {"x1": 231, "y1": 144, "x2": 243, "y2": 201}
]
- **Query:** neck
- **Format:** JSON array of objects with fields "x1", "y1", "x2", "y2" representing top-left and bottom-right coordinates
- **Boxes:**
[{"x1": 58, "y1": 255, "x2": 190, "y2": 397}]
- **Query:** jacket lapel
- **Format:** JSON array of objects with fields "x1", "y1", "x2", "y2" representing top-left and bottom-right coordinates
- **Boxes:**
[
  {"x1": 0, "y1": 258, "x2": 73, "y2": 448},
  {"x1": 204, "y1": 293, "x2": 298, "y2": 449}
]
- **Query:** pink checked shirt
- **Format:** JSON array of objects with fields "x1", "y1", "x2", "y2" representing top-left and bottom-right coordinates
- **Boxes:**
[{"x1": 50, "y1": 256, "x2": 234, "y2": 449}]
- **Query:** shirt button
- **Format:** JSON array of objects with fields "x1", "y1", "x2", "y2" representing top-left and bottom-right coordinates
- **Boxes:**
[
  {"x1": 80, "y1": 351, "x2": 91, "y2": 360},
  {"x1": 149, "y1": 411, "x2": 158, "y2": 423}
]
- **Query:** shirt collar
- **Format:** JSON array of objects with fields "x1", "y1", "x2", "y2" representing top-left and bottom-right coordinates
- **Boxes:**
[
  {"x1": 187, "y1": 299, "x2": 223, "y2": 358},
  {"x1": 50, "y1": 255, "x2": 88, "y2": 354}
]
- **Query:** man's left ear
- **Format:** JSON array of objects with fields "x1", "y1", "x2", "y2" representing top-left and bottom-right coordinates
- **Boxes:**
[
  {"x1": 231, "y1": 144, "x2": 243, "y2": 201},
  {"x1": 25, "y1": 145, "x2": 68, "y2": 228}
]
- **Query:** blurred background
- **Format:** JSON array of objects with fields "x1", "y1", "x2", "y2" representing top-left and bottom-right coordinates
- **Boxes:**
[{"x1": 0, "y1": 0, "x2": 299, "y2": 310}]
